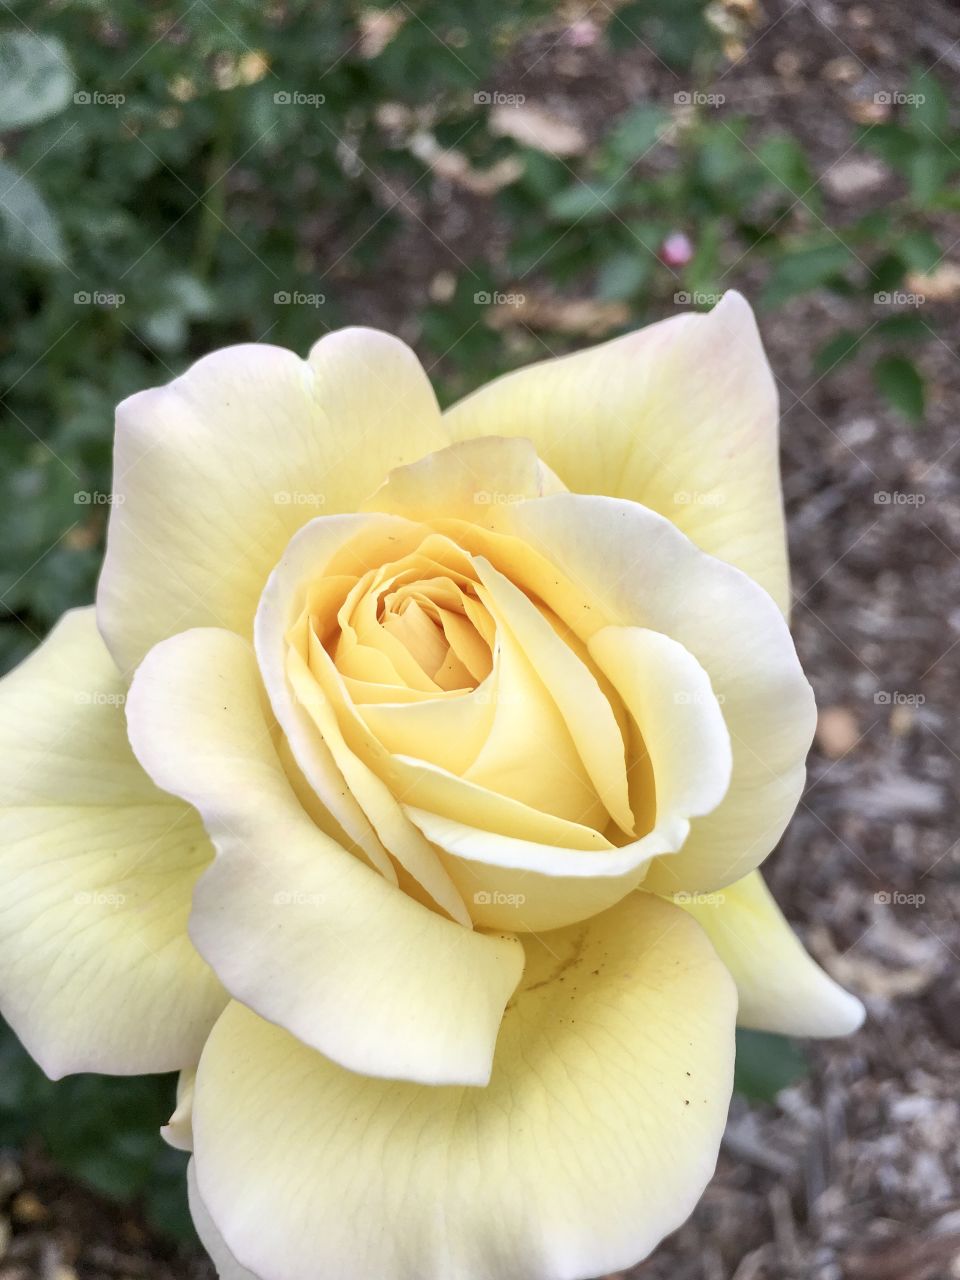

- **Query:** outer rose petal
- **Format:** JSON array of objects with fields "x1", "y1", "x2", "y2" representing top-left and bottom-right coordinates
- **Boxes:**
[
  {"x1": 0, "y1": 608, "x2": 226, "y2": 1078},
  {"x1": 676, "y1": 871, "x2": 865, "y2": 1037},
  {"x1": 444, "y1": 291, "x2": 789, "y2": 613},
  {"x1": 192, "y1": 893, "x2": 737, "y2": 1280},
  {"x1": 98, "y1": 329, "x2": 445, "y2": 672},
  {"x1": 161, "y1": 1068, "x2": 196, "y2": 1153},
  {"x1": 125, "y1": 626, "x2": 523, "y2": 1086},
  {"x1": 188, "y1": 1161, "x2": 260, "y2": 1280}
]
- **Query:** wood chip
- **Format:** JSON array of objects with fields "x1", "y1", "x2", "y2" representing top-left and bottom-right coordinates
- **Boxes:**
[
  {"x1": 488, "y1": 103, "x2": 587, "y2": 156},
  {"x1": 816, "y1": 706, "x2": 860, "y2": 758}
]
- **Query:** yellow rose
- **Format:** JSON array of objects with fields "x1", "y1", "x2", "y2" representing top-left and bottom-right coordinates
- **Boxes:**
[{"x1": 0, "y1": 292, "x2": 862, "y2": 1280}]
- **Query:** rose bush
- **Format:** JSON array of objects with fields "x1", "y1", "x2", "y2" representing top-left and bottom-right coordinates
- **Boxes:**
[{"x1": 0, "y1": 291, "x2": 862, "y2": 1280}]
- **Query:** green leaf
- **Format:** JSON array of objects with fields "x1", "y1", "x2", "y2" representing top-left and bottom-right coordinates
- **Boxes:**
[
  {"x1": 0, "y1": 32, "x2": 75, "y2": 130},
  {"x1": 734, "y1": 1030, "x2": 808, "y2": 1102},
  {"x1": 0, "y1": 159, "x2": 67, "y2": 266},
  {"x1": 596, "y1": 249, "x2": 651, "y2": 300},
  {"x1": 756, "y1": 133, "x2": 814, "y2": 197},
  {"x1": 909, "y1": 147, "x2": 958, "y2": 206},
  {"x1": 547, "y1": 182, "x2": 615, "y2": 224},
  {"x1": 761, "y1": 241, "x2": 854, "y2": 307},
  {"x1": 813, "y1": 328, "x2": 864, "y2": 376},
  {"x1": 908, "y1": 68, "x2": 950, "y2": 139},
  {"x1": 875, "y1": 313, "x2": 927, "y2": 341},
  {"x1": 870, "y1": 250, "x2": 907, "y2": 293},
  {"x1": 685, "y1": 219, "x2": 722, "y2": 295},
  {"x1": 605, "y1": 104, "x2": 669, "y2": 168},
  {"x1": 859, "y1": 122, "x2": 916, "y2": 173},
  {"x1": 874, "y1": 354, "x2": 926, "y2": 422},
  {"x1": 898, "y1": 229, "x2": 941, "y2": 272}
]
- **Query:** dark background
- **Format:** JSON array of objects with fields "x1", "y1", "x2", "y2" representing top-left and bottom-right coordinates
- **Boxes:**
[{"x1": 0, "y1": 1, "x2": 958, "y2": 1276}]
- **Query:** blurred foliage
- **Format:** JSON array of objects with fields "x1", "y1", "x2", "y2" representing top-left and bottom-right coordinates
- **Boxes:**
[
  {"x1": 0, "y1": 1019, "x2": 193, "y2": 1240},
  {"x1": 2, "y1": 1, "x2": 955, "y2": 671},
  {"x1": 0, "y1": 0, "x2": 946, "y2": 1243},
  {"x1": 733, "y1": 1029, "x2": 809, "y2": 1103}
]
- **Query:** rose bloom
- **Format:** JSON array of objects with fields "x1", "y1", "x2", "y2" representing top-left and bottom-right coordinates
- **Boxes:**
[{"x1": 0, "y1": 292, "x2": 862, "y2": 1280}]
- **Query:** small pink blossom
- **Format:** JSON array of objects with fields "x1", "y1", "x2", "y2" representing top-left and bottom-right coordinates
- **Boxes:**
[{"x1": 660, "y1": 232, "x2": 695, "y2": 268}]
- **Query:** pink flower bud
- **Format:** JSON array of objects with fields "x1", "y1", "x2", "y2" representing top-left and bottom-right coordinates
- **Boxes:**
[{"x1": 660, "y1": 232, "x2": 694, "y2": 268}]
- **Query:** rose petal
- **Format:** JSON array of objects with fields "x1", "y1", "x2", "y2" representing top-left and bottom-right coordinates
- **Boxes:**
[
  {"x1": 192, "y1": 893, "x2": 736, "y2": 1280},
  {"x1": 473, "y1": 556, "x2": 635, "y2": 834},
  {"x1": 445, "y1": 291, "x2": 789, "y2": 612},
  {"x1": 0, "y1": 609, "x2": 225, "y2": 1078},
  {"x1": 99, "y1": 329, "x2": 445, "y2": 672},
  {"x1": 675, "y1": 871, "x2": 865, "y2": 1036},
  {"x1": 256, "y1": 511, "x2": 475, "y2": 923},
  {"x1": 188, "y1": 1160, "x2": 259, "y2": 1280},
  {"x1": 587, "y1": 625, "x2": 732, "y2": 824},
  {"x1": 497, "y1": 494, "x2": 817, "y2": 892},
  {"x1": 363, "y1": 434, "x2": 566, "y2": 521},
  {"x1": 126, "y1": 626, "x2": 523, "y2": 1086}
]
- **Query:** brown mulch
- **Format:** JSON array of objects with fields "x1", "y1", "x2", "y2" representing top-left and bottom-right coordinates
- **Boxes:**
[{"x1": 0, "y1": 1149, "x2": 212, "y2": 1280}]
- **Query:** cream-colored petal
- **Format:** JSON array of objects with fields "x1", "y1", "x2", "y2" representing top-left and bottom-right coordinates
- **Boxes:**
[
  {"x1": 257, "y1": 513, "x2": 430, "y2": 882},
  {"x1": 356, "y1": 681, "x2": 495, "y2": 775},
  {"x1": 126, "y1": 626, "x2": 523, "y2": 1086},
  {"x1": 473, "y1": 556, "x2": 634, "y2": 834},
  {"x1": 364, "y1": 434, "x2": 566, "y2": 522},
  {"x1": 676, "y1": 871, "x2": 865, "y2": 1037},
  {"x1": 405, "y1": 807, "x2": 667, "y2": 931},
  {"x1": 188, "y1": 1161, "x2": 260, "y2": 1280},
  {"x1": 407, "y1": 624, "x2": 734, "y2": 930},
  {"x1": 502, "y1": 495, "x2": 816, "y2": 893},
  {"x1": 161, "y1": 1068, "x2": 196, "y2": 1153},
  {"x1": 445, "y1": 292, "x2": 789, "y2": 613},
  {"x1": 286, "y1": 644, "x2": 471, "y2": 926},
  {"x1": 193, "y1": 893, "x2": 737, "y2": 1280},
  {"x1": 0, "y1": 609, "x2": 226, "y2": 1079},
  {"x1": 392, "y1": 755, "x2": 611, "y2": 851},
  {"x1": 461, "y1": 620, "x2": 606, "y2": 829},
  {"x1": 587, "y1": 626, "x2": 732, "y2": 823},
  {"x1": 255, "y1": 511, "x2": 472, "y2": 923},
  {"x1": 98, "y1": 329, "x2": 444, "y2": 672}
]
